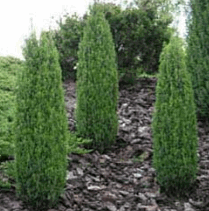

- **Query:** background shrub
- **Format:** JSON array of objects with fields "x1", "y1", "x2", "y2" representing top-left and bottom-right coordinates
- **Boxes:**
[
  {"x1": 52, "y1": 15, "x2": 84, "y2": 81},
  {"x1": 15, "y1": 30, "x2": 68, "y2": 210},
  {"x1": 0, "y1": 56, "x2": 24, "y2": 162},
  {"x1": 151, "y1": 36, "x2": 198, "y2": 195},
  {"x1": 75, "y1": 2, "x2": 119, "y2": 153},
  {"x1": 186, "y1": 0, "x2": 209, "y2": 121},
  {"x1": 52, "y1": 0, "x2": 175, "y2": 84}
]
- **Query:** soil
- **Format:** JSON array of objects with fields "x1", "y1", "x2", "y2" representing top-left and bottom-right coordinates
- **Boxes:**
[{"x1": 0, "y1": 76, "x2": 209, "y2": 211}]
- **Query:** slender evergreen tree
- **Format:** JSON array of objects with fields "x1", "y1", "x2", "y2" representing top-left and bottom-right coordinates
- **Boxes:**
[
  {"x1": 75, "y1": 2, "x2": 119, "y2": 153},
  {"x1": 15, "y1": 30, "x2": 68, "y2": 210},
  {"x1": 152, "y1": 36, "x2": 198, "y2": 195},
  {"x1": 186, "y1": 0, "x2": 209, "y2": 120}
]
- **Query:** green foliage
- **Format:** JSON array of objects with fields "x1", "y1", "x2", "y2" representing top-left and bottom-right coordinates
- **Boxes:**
[
  {"x1": 15, "y1": 30, "x2": 68, "y2": 210},
  {"x1": 52, "y1": 14, "x2": 84, "y2": 81},
  {"x1": 0, "y1": 56, "x2": 24, "y2": 162},
  {"x1": 67, "y1": 131, "x2": 94, "y2": 154},
  {"x1": 0, "y1": 53, "x2": 92, "y2": 189},
  {"x1": 124, "y1": 0, "x2": 186, "y2": 21},
  {"x1": 75, "y1": 3, "x2": 119, "y2": 153},
  {"x1": 186, "y1": 0, "x2": 209, "y2": 120},
  {"x1": 0, "y1": 160, "x2": 15, "y2": 189},
  {"x1": 52, "y1": 0, "x2": 174, "y2": 84},
  {"x1": 151, "y1": 36, "x2": 198, "y2": 195},
  {"x1": 111, "y1": 5, "x2": 172, "y2": 76},
  {"x1": 0, "y1": 56, "x2": 24, "y2": 71}
]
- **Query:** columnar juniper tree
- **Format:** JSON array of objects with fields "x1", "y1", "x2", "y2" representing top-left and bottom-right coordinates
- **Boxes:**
[
  {"x1": 151, "y1": 36, "x2": 198, "y2": 195},
  {"x1": 15, "y1": 30, "x2": 68, "y2": 209},
  {"x1": 75, "y1": 2, "x2": 119, "y2": 153},
  {"x1": 186, "y1": 0, "x2": 209, "y2": 120}
]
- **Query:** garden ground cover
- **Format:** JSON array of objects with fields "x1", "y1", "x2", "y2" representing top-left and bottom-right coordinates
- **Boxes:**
[{"x1": 0, "y1": 57, "x2": 23, "y2": 162}]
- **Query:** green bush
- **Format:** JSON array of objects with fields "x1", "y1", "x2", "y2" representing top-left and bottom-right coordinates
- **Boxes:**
[
  {"x1": 75, "y1": 2, "x2": 119, "y2": 153},
  {"x1": 186, "y1": 0, "x2": 209, "y2": 121},
  {"x1": 52, "y1": 14, "x2": 84, "y2": 81},
  {"x1": 0, "y1": 56, "x2": 23, "y2": 71},
  {"x1": 15, "y1": 30, "x2": 68, "y2": 210},
  {"x1": 52, "y1": 0, "x2": 174, "y2": 83},
  {"x1": 151, "y1": 36, "x2": 198, "y2": 195},
  {"x1": 0, "y1": 56, "x2": 24, "y2": 162}
]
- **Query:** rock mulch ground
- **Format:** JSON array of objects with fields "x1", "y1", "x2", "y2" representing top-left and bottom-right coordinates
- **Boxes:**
[{"x1": 0, "y1": 76, "x2": 209, "y2": 211}]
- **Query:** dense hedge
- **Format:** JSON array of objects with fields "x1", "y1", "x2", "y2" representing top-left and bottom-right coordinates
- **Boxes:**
[
  {"x1": 186, "y1": 0, "x2": 209, "y2": 121},
  {"x1": 15, "y1": 30, "x2": 68, "y2": 209},
  {"x1": 152, "y1": 36, "x2": 198, "y2": 195},
  {"x1": 0, "y1": 56, "x2": 24, "y2": 162},
  {"x1": 52, "y1": 1, "x2": 174, "y2": 82},
  {"x1": 75, "y1": 2, "x2": 119, "y2": 153}
]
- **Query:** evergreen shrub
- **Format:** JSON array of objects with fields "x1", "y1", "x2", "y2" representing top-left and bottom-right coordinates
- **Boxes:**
[
  {"x1": 0, "y1": 56, "x2": 24, "y2": 163},
  {"x1": 186, "y1": 0, "x2": 209, "y2": 120},
  {"x1": 151, "y1": 36, "x2": 198, "y2": 195},
  {"x1": 75, "y1": 2, "x2": 119, "y2": 153},
  {"x1": 52, "y1": 0, "x2": 173, "y2": 82},
  {"x1": 15, "y1": 30, "x2": 68, "y2": 210}
]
